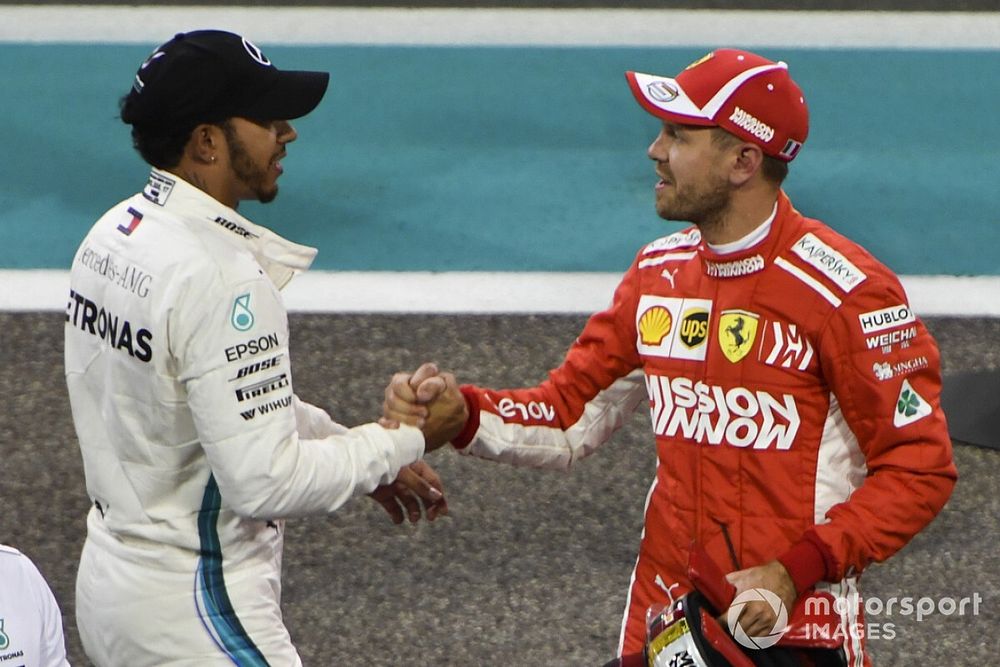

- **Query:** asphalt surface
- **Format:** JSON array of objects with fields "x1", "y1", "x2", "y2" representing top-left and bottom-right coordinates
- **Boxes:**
[
  {"x1": 2, "y1": 0, "x2": 997, "y2": 9},
  {"x1": 1, "y1": 312, "x2": 997, "y2": 666}
]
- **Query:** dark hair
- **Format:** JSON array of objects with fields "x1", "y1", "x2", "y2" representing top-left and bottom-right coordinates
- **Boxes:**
[
  {"x1": 712, "y1": 128, "x2": 789, "y2": 186},
  {"x1": 761, "y1": 154, "x2": 789, "y2": 185},
  {"x1": 121, "y1": 95, "x2": 197, "y2": 169}
]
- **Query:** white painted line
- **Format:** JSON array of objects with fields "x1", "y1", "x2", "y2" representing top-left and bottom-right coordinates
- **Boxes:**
[
  {"x1": 0, "y1": 7, "x2": 997, "y2": 49},
  {"x1": 3, "y1": 270, "x2": 998, "y2": 316}
]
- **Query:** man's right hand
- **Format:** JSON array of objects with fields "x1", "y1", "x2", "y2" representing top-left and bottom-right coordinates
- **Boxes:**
[{"x1": 382, "y1": 362, "x2": 469, "y2": 452}]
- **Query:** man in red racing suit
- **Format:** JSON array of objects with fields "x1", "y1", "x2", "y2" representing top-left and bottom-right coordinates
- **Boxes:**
[{"x1": 384, "y1": 49, "x2": 956, "y2": 665}]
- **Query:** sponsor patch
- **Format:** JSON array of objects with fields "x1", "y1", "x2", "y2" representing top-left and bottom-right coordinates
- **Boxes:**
[
  {"x1": 639, "y1": 305, "x2": 673, "y2": 346},
  {"x1": 230, "y1": 354, "x2": 284, "y2": 382},
  {"x1": 790, "y1": 233, "x2": 867, "y2": 293},
  {"x1": 240, "y1": 395, "x2": 292, "y2": 421},
  {"x1": 77, "y1": 244, "x2": 153, "y2": 298},
  {"x1": 495, "y1": 397, "x2": 555, "y2": 423},
  {"x1": 231, "y1": 293, "x2": 255, "y2": 332},
  {"x1": 241, "y1": 37, "x2": 272, "y2": 66},
  {"x1": 718, "y1": 310, "x2": 759, "y2": 363},
  {"x1": 636, "y1": 296, "x2": 713, "y2": 361},
  {"x1": 893, "y1": 379, "x2": 932, "y2": 427},
  {"x1": 142, "y1": 171, "x2": 175, "y2": 205},
  {"x1": 729, "y1": 106, "x2": 775, "y2": 143},
  {"x1": 646, "y1": 374, "x2": 800, "y2": 450},
  {"x1": 858, "y1": 304, "x2": 915, "y2": 335},
  {"x1": 117, "y1": 207, "x2": 144, "y2": 236},
  {"x1": 872, "y1": 356, "x2": 929, "y2": 382},
  {"x1": 66, "y1": 289, "x2": 153, "y2": 362},
  {"x1": 642, "y1": 229, "x2": 702, "y2": 255},
  {"x1": 685, "y1": 52, "x2": 714, "y2": 70},
  {"x1": 865, "y1": 326, "x2": 918, "y2": 353},
  {"x1": 647, "y1": 80, "x2": 679, "y2": 103},
  {"x1": 235, "y1": 373, "x2": 289, "y2": 402},
  {"x1": 759, "y1": 320, "x2": 814, "y2": 371},
  {"x1": 214, "y1": 216, "x2": 259, "y2": 239},
  {"x1": 704, "y1": 255, "x2": 765, "y2": 278},
  {"x1": 678, "y1": 308, "x2": 710, "y2": 349},
  {"x1": 224, "y1": 333, "x2": 280, "y2": 362}
]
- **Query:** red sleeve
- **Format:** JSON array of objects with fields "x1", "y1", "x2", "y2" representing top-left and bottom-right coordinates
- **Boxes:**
[
  {"x1": 453, "y1": 262, "x2": 647, "y2": 468},
  {"x1": 452, "y1": 386, "x2": 481, "y2": 450},
  {"x1": 807, "y1": 275, "x2": 957, "y2": 581}
]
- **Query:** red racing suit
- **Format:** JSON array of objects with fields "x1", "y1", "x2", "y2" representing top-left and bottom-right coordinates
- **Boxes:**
[{"x1": 452, "y1": 191, "x2": 956, "y2": 664}]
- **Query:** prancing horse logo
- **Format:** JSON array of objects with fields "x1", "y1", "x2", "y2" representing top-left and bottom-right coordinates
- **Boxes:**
[{"x1": 718, "y1": 310, "x2": 759, "y2": 363}]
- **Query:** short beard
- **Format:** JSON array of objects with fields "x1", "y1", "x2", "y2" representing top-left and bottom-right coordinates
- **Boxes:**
[
  {"x1": 221, "y1": 121, "x2": 278, "y2": 204},
  {"x1": 657, "y1": 173, "x2": 732, "y2": 235}
]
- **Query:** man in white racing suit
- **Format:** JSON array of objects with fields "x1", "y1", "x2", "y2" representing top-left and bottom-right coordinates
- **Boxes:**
[
  {"x1": 64, "y1": 30, "x2": 465, "y2": 665},
  {"x1": 0, "y1": 544, "x2": 70, "y2": 666}
]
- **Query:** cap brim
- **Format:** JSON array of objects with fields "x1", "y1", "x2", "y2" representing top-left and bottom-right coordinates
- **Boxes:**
[
  {"x1": 625, "y1": 71, "x2": 715, "y2": 126},
  {"x1": 244, "y1": 70, "x2": 330, "y2": 121}
]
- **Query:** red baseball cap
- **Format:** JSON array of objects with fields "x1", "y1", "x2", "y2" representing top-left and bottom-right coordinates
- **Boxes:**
[{"x1": 626, "y1": 49, "x2": 809, "y2": 162}]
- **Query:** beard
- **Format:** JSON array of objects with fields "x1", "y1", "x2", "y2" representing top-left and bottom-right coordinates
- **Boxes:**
[
  {"x1": 223, "y1": 123, "x2": 278, "y2": 204},
  {"x1": 656, "y1": 171, "x2": 732, "y2": 233}
]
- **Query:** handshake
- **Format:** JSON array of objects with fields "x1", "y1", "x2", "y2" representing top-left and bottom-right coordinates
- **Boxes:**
[
  {"x1": 380, "y1": 362, "x2": 470, "y2": 452},
  {"x1": 369, "y1": 363, "x2": 470, "y2": 524}
]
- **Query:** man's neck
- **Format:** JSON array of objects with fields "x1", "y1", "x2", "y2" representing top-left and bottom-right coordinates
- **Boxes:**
[
  {"x1": 165, "y1": 161, "x2": 239, "y2": 210},
  {"x1": 697, "y1": 184, "x2": 780, "y2": 246}
]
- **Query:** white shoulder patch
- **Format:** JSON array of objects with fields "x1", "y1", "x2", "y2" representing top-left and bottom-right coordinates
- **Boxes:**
[
  {"x1": 642, "y1": 228, "x2": 701, "y2": 255},
  {"x1": 790, "y1": 232, "x2": 867, "y2": 293}
]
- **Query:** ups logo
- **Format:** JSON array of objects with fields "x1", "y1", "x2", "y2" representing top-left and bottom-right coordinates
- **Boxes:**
[{"x1": 679, "y1": 309, "x2": 709, "y2": 349}]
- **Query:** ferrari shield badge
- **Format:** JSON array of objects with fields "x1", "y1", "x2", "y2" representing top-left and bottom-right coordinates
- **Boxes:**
[{"x1": 718, "y1": 310, "x2": 759, "y2": 363}]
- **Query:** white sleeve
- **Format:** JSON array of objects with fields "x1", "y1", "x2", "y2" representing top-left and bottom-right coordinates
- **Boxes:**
[
  {"x1": 171, "y1": 273, "x2": 424, "y2": 520},
  {"x1": 31, "y1": 560, "x2": 70, "y2": 667},
  {"x1": 293, "y1": 395, "x2": 349, "y2": 438},
  {"x1": 0, "y1": 547, "x2": 70, "y2": 667}
]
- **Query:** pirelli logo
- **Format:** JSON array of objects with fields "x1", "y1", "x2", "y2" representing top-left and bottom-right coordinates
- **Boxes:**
[{"x1": 235, "y1": 373, "x2": 289, "y2": 402}]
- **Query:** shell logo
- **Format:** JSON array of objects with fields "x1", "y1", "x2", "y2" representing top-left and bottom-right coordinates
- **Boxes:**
[{"x1": 639, "y1": 305, "x2": 673, "y2": 346}]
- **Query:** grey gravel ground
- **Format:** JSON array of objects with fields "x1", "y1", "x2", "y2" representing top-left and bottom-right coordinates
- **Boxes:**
[
  {"x1": 3, "y1": 0, "x2": 997, "y2": 9},
  {"x1": 1, "y1": 312, "x2": 997, "y2": 666}
]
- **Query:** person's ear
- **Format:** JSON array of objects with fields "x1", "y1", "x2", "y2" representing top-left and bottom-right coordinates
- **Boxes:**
[
  {"x1": 187, "y1": 123, "x2": 224, "y2": 165},
  {"x1": 729, "y1": 143, "x2": 764, "y2": 187}
]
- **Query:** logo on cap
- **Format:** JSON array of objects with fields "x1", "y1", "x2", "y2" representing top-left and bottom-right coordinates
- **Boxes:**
[
  {"x1": 685, "y1": 52, "x2": 714, "y2": 70},
  {"x1": 133, "y1": 50, "x2": 166, "y2": 93},
  {"x1": 779, "y1": 139, "x2": 803, "y2": 160},
  {"x1": 647, "y1": 81, "x2": 679, "y2": 103},
  {"x1": 242, "y1": 38, "x2": 271, "y2": 66}
]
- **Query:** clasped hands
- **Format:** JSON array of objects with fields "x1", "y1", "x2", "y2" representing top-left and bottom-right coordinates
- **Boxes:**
[{"x1": 368, "y1": 363, "x2": 468, "y2": 525}]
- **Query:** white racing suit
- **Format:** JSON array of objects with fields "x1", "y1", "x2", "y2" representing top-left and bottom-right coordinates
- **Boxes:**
[
  {"x1": 65, "y1": 169, "x2": 425, "y2": 666},
  {"x1": 0, "y1": 545, "x2": 70, "y2": 667}
]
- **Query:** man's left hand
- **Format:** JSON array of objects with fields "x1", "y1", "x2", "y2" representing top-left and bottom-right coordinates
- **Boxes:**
[
  {"x1": 369, "y1": 460, "x2": 448, "y2": 524},
  {"x1": 724, "y1": 560, "x2": 797, "y2": 639}
]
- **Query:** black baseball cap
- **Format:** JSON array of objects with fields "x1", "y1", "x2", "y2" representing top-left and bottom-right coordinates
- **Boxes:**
[{"x1": 121, "y1": 30, "x2": 329, "y2": 128}]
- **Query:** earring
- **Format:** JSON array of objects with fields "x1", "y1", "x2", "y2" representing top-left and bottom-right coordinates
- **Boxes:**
[{"x1": 210, "y1": 155, "x2": 217, "y2": 163}]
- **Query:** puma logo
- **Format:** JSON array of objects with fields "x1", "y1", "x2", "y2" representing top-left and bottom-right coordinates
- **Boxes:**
[{"x1": 661, "y1": 268, "x2": 679, "y2": 289}]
